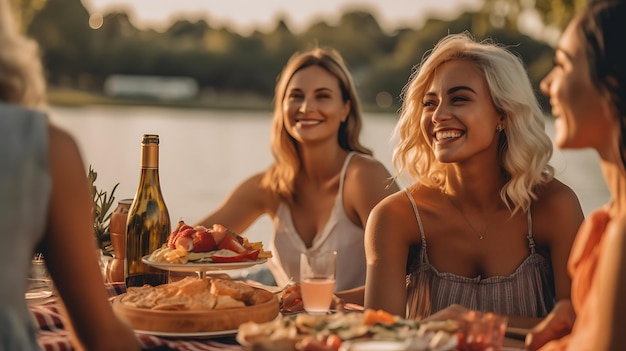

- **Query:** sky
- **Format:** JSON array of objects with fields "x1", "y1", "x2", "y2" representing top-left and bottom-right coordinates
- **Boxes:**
[{"x1": 82, "y1": 0, "x2": 483, "y2": 34}]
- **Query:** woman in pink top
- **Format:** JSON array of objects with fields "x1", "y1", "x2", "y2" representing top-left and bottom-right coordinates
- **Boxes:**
[{"x1": 527, "y1": 0, "x2": 626, "y2": 350}]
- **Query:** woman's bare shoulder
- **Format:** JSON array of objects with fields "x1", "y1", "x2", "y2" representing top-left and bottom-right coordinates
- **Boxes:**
[
  {"x1": 367, "y1": 187, "x2": 425, "y2": 247},
  {"x1": 534, "y1": 178, "x2": 583, "y2": 215},
  {"x1": 532, "y1": 178, "x2": 585, "y2": 242},
  {"x1": 370, "y1": 186, "x2": 436, "y2": 225},
  {"x1": 48, "y1": 124, "x2": 79, "y2": 152},
  {"x1": 345, "y1": 153, "x2": 399, "y2": 193},
  {"x1": 47, "y1": 124, "x2": 85, "y2": 174},
  {"x1": 347, "y1": 153, "x2": 394, "y2": 176}
]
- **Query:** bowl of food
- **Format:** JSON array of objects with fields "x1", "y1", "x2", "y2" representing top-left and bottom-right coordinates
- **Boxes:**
[{"x1": 112, "y1": 276, "x2": 279, "y2": 333}]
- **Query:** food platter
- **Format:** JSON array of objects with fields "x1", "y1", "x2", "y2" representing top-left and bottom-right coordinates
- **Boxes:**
[
  {"x1": 112, "y1": 287, "x2": 280, "y2": 333},
  {"x1": 134, "y1": 329, "x2": 238, "y2": 339},
  {"x1": 142, "y1": 255, "x2": 267, "y2": 272},
  {"x1": 236, "y1": 311, "x2": 459, "y2": 351},
  {"x1": 339, "y1": 338, "x2": 457, "y2": 351}
]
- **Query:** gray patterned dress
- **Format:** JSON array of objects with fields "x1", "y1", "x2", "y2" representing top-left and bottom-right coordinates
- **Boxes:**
[{"x1": 0, "y1": 103, "x2": 51, "y2": 350}]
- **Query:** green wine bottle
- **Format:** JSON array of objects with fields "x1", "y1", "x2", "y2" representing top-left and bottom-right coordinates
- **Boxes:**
[{"x1": 125, "y1": 134, "x2": 171, "y2": 287}]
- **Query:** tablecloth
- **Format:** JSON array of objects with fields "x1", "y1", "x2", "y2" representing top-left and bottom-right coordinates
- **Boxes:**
[{"x1": 29, "y1": 283, "x2": 246, "y2": 351}]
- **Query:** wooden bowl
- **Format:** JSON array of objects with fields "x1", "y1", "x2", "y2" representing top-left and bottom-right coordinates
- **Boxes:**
[{"x1": 112, "y1": 288, "x2": 279, "y2": 333}]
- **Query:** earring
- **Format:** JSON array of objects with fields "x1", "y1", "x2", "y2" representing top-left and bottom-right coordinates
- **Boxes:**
[{"x1": 496, "y1": 124, "x2": 504, "y2": 132}]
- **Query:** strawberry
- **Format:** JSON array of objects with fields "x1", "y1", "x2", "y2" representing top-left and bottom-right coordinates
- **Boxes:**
[
  {"x1": 191, "y1": 230, "x2": 217, "y2": 252},
  {"x1": 217, "y1": 233, "x2": 247, "y2": 253},
  {"x1": 209, "y1": 224, "x2": 229, "y2": 244}
]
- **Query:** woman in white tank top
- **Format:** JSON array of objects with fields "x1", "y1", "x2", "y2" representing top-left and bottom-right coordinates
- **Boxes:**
[{"x1": 197, "y1": 47, "x2": 398, "y2": 304}]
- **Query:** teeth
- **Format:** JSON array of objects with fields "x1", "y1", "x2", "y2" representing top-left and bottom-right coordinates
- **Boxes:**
[
  {"x1": 436, "y1": 130, "x2": 461, "y2": 140},
  {"x1": 296, "y1": 120, "x2": 321, "y2": 126}
]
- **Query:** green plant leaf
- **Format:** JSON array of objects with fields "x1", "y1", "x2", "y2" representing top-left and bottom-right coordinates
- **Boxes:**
[{"x1": 89, "y1": 165, "x2": 120, "y2": 255}]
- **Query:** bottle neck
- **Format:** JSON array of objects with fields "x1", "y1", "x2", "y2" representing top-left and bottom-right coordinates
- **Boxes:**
[{"x1": 141, "y1": 143, "x2": 159, "y2": 169}]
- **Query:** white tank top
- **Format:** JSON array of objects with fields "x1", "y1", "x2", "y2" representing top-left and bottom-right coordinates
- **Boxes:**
[{"x1": 269, "y1": 152, "x2": 366, "y2": 291}]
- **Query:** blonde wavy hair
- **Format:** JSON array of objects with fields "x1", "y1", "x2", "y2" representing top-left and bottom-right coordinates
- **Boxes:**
[
  {"x1": 0, "y1": 0, "x2": 47, "y2": 110},
  {"x1": 262, "y1": 47, "x2": 372, "y2": 202},
  {"x1": 394, "y1": 32, "x2": 553, "y2": 214}
]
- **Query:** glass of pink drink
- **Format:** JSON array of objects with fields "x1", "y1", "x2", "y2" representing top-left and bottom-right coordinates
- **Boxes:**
[{"x1": 300, "y1": 251, "x2": 337, "y2": 314}]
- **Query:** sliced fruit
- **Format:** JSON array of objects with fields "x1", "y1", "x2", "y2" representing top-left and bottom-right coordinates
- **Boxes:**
[
  {"x1": 167, "y1": 220, "x2": 186, "y2": 249},
  {"x1": 217, "y1": 233, "x2": 247, "y2": 253},
  {"x1": 210, "y1": 224, "x2": 229, "y2": 243},
  {"x1": 211, "y1": 249, "x2": 260, "y2": 263},
  {"x1": 192, "y1": 230, "x2": 217, "y2": 252},
  {"x1": 363, "y1": 309, "x2": 396, "y2": 326}
]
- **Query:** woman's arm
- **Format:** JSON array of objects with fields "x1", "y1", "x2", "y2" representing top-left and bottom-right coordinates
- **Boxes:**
[
  {"x1": 335, "y1": 285, "x2": 365, "y2": 306},
  {"x1": 195, "y1": 173, "x2": 275, "y2": 234},
  {"x1": 501, "y1": 182, "x2": 583, "y2": 331},
  {"x1": 593, "y1": 217, "x2": 626, "y2": 350},
  {"x1": 540, "y1": 182, "x2": 584, "y2": 302},
  {"x1": 43, "y1": 125, "x2": 140, "y2": 351},
  {"x1": 344, "y1": 155, "x2": 399, "y2": 229},
  {"x1": 364, "y1": 193, "x2": 413, "y2": 317}
]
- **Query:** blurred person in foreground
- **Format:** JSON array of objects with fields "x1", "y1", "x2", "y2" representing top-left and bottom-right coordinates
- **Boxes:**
[
  {"x1": 0, "y1": 0, "x2": 140, "y2": 350},
  {"x1": 527, "y1": 0, "x2": 626, "y2": 350},
  {"x1": 197, "y1": 47, "x2": 398, "y2": 306},
  {"x1": 364, "y1": 32, "x2": 583, "y2": 329}
]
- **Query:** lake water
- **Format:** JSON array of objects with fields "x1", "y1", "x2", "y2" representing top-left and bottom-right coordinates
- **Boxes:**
[{"x1": 50, "y1": 105, "x2": 610, "y2": 246}]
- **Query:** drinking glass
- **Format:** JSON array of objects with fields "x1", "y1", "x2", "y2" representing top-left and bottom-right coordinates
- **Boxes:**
[
  {"x1": 457, "y1": 310, "x2": 508, "y2": 351},
  {"x1": 299, "y1": 251, "x2": 336, "y2": 314},
  {"x1": 25, "y1": 254, "x2": 54, "y2": 300}
]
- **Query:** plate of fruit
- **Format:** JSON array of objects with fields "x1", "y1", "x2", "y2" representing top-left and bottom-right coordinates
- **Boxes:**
[{"x1": 143, "y1": 220, "x2": 272, "y2": 272}]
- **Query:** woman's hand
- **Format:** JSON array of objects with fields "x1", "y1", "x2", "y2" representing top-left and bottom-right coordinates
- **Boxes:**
[
  {"x1": 422, "y1": 304, "x2": 470, "y2": 322},
  {"x1": 281, "y1": 284, "x2": 304, "y2": 312},
  {"x1": 525, "y1": 299, "x2": 575, "y2": 351}
]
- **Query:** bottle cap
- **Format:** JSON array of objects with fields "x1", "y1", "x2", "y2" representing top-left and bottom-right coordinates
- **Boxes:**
[{"x1": 142, "y1": 134, "x2": 160, "y2": 144}]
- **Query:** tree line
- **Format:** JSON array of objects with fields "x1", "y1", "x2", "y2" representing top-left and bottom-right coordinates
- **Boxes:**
[{"x1": 17, "y1": 0, "x2": 585, "y2": 110}]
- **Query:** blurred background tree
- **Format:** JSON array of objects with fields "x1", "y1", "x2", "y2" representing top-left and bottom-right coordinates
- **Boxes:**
[{"x1": 13, "y1": 0, "x2": 588, "y2": 111}]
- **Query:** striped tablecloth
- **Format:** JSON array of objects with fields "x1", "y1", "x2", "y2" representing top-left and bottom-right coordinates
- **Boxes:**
[{"x1": 29, "y1": 283, "x2": 246, "y2": 351}]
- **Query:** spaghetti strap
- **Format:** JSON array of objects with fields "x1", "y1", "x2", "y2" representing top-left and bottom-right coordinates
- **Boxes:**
[
  {"x1": 338, "y1": 152, "x2": 356, "y2": 194},
  {"x1": 526, "y1": 207, "x2": 536, "y2": 254},
  {"x1": 404, "y1": 188, "x2": 427, "y2": 252},
  {"x1": 405, "y1": 201, "x2": 556, "y2": 320}
]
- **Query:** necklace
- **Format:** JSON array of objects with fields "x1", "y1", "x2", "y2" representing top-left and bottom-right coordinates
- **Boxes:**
[{"x1": 444, "y1": 193, "x2": 490, "y2": 240}]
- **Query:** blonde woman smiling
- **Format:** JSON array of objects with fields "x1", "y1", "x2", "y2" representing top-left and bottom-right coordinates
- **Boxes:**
[{"x1": 364, "y1": 33, "x2": 584, "y2": 329}]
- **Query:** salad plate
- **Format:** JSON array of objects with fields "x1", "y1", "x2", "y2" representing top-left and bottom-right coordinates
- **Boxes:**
[
  {"x1": 134, "y1": 328, "x2": 238, "y2": 339},
  {"x1": 142, "y1": 255, "x2": 267, "y2": 272}
]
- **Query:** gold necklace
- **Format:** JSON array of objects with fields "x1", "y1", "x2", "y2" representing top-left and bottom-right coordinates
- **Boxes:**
[{"x1": 444, "y1": 193, "x2": 490, "y2": 240}]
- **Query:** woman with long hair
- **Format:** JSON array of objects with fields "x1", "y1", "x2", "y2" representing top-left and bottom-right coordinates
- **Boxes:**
[
  {"x1": 198, "y1": 47, "x2": 398, "y2": 303},
  {"x1": 528, "y1": 1, "x2": 626, "y2": 349},
  {"x1": 364, "y1": 33, "x2": 583, "y2": 329}
]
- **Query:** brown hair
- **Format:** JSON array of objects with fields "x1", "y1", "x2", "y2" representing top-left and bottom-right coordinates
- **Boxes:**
[{"x1": 262, "y1": 47, "x2": 371, "y2": 202}]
